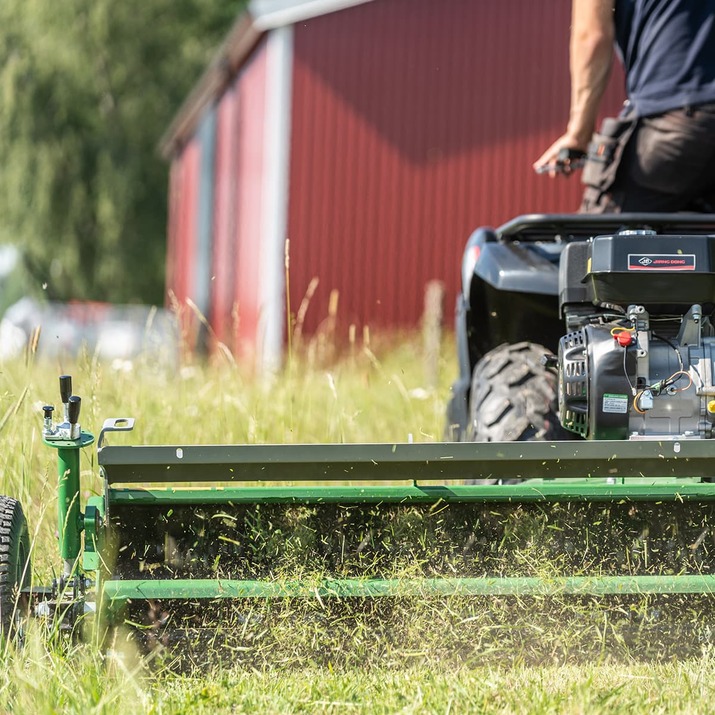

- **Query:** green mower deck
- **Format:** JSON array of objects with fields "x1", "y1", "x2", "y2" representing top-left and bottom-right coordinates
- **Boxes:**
[
  {"x1": 27, "y1": 392, "x2": 715, "y2": 650},
  {"x1": 87, "y1": 437, "x2": 715, "y2": 610}
]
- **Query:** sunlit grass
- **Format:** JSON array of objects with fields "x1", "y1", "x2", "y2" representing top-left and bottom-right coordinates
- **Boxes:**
[
  {"x1": 1, "y1": 333, "x2": 715, "y2": 713},
  {"x1": 2, "y1": 628, "x2": 715, "y2": 714}
]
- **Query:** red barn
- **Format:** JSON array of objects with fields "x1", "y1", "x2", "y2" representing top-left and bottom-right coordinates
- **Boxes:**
[{"x1": 161, "y1": 0, "x2": 624, "y2": 369}]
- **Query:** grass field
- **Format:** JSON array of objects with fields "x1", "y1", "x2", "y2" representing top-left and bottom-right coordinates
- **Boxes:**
[{"x1": 1, "y1": 334, "x2": 715, "y2": 714}]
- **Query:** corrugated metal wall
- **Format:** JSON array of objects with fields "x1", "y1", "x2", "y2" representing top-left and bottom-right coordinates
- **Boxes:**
[
  {"x1": 211, "y1": 85, "x2": 239, "y2": 349},
  {"x1": 231, "y1": 38, "x2": 268, "y2": 361},
  {"x1": 168, "y1": 38, "x2": 268, "y2": 358},
  {"x1": 287, "y1": 0, "x2": 625, "y2": 333},
  {"x1": 166, "y1": 136, "x2": 201, "y2": 312},
  {"x1": 166, "y1": 123, "x2": 214, "y2": 347}
]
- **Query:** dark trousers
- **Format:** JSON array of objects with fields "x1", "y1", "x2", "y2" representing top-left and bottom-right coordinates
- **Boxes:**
[{"x1": 581, "y1": 102, "x2": 715, "y2": 213}]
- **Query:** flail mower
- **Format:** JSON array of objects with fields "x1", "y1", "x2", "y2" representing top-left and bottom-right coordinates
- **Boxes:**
[{"x1": 3, "y1": 213, "x2": 715, "y2": 659}]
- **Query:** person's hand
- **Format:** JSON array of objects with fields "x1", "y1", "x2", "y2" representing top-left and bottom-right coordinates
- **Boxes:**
[{"x1": 533, "y1": 135, "x2": 588, "y2": 177}]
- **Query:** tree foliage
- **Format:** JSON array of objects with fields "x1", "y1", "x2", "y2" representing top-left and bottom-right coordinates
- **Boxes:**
[{"x1": 0, "y1": 0, "x2": 241, "y2": 303}]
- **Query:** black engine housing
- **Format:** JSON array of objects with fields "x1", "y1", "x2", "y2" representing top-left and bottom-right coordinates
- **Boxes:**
[{"x1": 559, "y1": 324, "x2": 636, "y2": 440}]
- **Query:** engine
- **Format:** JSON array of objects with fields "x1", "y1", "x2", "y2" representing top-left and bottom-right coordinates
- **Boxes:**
[
  {"x1": 557, "y1": 229, "x2": 715, "y2": 440},
  {"x1": 559, "y1": 304, "x2": 715, "y2": 439}
]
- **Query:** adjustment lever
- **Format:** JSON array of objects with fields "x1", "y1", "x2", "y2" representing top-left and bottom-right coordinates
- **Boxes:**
[{"x1": 59, "y1": 375, "x2": 72, "y2": 423}]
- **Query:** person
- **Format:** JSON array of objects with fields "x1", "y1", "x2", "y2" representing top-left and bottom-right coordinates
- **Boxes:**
[{"x1": 533, "y1": 0, "x2": 715, "y2": 213}]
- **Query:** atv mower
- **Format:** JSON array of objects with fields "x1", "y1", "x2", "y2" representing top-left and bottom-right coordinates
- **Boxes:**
[{"x1": 2, "y1": 213, "x2": 715, "y2": 661}]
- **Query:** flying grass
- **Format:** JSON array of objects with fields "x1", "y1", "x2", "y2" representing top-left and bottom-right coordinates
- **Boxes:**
[{"x1": 1, "y1": 334, "x2": 715, "y2": 712}]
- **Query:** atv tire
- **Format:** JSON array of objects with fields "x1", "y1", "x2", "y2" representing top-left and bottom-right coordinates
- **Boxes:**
[
  {"x1": 468, "y1": 342, "x2": 571, "y2": 443},
  {"x1": 0, "y1": 496, "x2": 31, "y2": 638}
]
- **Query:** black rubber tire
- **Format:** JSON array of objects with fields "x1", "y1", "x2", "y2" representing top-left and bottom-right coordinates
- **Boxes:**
[
  {"x1": 0, "y1": 496, "x2": 31, "y2": 637},
  {"x1": 468, "y1": 342, "x2": 572, "y2": 443}
]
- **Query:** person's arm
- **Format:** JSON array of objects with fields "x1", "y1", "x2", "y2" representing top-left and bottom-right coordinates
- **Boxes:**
[{"x1": 534, "y1": 0, "x2": 616, "y2": 176}]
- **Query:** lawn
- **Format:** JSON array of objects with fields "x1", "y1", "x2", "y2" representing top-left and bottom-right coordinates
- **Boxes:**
[{"x1": 1, "y1": 334, "x2": 714, "y2": 714}]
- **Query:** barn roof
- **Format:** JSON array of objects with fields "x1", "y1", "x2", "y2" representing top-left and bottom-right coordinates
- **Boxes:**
[
  {"x1": 160, "y1": 0, "x2": 375, "y2": 156},
  {"x1": 251, "y1": 0, "x2": 374, "y2": 30}
]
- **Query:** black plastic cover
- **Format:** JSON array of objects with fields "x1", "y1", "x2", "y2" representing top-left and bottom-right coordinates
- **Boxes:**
[
  {"x1": 558, "y1": 324, "x2": 634, "y2": 440},
  {"x1": 585, "y1": 325, "x2": 634, "y2": 440},
  {"x1": 559, "y1": 241, "x2": 593, "y2": 309},
  {"x1": 474, "y1": 243, "x2": 560, "y2": 296},
  {"x1": 589, "y1": 233, "x2": 715, "y2": 305}
]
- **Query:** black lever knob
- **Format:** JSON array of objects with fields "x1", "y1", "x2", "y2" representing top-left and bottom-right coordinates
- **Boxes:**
[
  {"x1": 68, "y1": 396, "x2": 81, "y2": 424},
  {"x1": 43, "y1": 405, "x2": 55, "y2": 419},
  {"x1": 59, "y1": 375, "x2": 72, "y2": 404}
]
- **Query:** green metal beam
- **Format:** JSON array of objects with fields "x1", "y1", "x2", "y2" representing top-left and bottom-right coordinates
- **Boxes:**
[
  {"x1": 97, "y1": 440, "x2": 715, "y2": 484},
  {"x1": 102, "y1": 575, "x2": 715, "y2": 601},
  {"x1": 107, "y1": 480, "x2": 715, "y2": 506}
]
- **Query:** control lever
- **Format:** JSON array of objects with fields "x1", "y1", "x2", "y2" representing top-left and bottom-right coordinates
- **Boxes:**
[
  {"x1": 68, "y1": 396, "x2": 81, "y2": 440},
  {"x1": 42, "y1": 376, "x2": 84, "y2": 441},
  {"x1": 59, "y1": 375, "x2": 72, "y2": 423},
  {"x1": 43, "y1": 405, "x2": 54, "y2": 433}
]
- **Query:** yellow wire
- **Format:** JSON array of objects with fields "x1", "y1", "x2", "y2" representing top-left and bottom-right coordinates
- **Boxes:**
[
  {"x1": 611, "y1": 326, "x2": 635, "y2": 337},
  {"x1": 633, "y1": 391, "x2": 646, "y2": 414}
]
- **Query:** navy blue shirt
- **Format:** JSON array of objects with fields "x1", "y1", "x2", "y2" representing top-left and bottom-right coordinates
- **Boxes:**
[{"x1": 615, "y1": 0, "x2": 715, "y2": 117}]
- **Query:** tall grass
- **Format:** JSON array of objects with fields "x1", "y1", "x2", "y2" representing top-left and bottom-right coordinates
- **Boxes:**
[{"x1": 0, "y1": 334, "x2": 714, "y2": 713}]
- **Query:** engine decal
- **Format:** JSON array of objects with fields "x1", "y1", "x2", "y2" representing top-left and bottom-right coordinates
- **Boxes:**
[
  {"x1": 602, "y1": 393, "x2": 629, "y2": 414},
  {"x1": 627, "y1": 254, "x2": 696, "y2": 270}
]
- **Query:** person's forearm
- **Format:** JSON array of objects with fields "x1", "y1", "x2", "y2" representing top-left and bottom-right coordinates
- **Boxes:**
[
  {"x1": 567, "y1": 0, "x2": 615, "y2": 147},
  {"x1": 533, "y1": 0, "x2": 616, "y2": 174}
]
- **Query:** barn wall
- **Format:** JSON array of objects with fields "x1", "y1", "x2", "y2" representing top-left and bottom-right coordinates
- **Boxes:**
[
  {"x1": 165, "y1": 117, "x2": 216, "y2": 348},
  {"x1": 169, "y1": 38, "x2": 269, "y2": 358},
  {"x1": 165, "y1": 159, "x2": 181, "y2": 303},
  {"x1": 210, "y1": 84, "x2": 240, "y2": 348},
  {"x1": 231, "y1": 37, "x2": 269, "y2": 361},
  {"x1": 287, "y1": 0, "x2": 625, "y2": 334},
  {"x1": 166, "y1": 136, "x2": 201, "y2": 311}
]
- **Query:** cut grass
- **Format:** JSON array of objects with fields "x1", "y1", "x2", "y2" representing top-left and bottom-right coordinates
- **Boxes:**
[
  {"x1": 145, "y1": 658, "x2": 715, "y2": 715},
  {"x1": 1, "y1": 334, "x2": 715, "y2": 713},
  {"x1": 3, "y1": 632, "x2": 715, "y2": 714}
]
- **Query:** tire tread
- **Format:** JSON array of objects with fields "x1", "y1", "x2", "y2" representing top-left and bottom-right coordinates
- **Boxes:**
[
  {"x1": 468, "y1": 342, "x2": 572, "y2": 442},
  {"x1": 0, "y1": 496, "x2": 30, "y2": 636}
]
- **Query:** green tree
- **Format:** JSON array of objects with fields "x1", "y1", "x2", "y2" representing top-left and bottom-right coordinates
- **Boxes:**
[{"x1": 0, "y1": 0, "x2": 240, "y2": 303}]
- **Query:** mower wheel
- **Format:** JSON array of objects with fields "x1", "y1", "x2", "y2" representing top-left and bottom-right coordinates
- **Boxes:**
[
  {"x1": 468, "y1": 342, "x2": 570, "y2": 443},
  {"x1": 0, "y1": 496, "x2": 31, "y2": 637}
]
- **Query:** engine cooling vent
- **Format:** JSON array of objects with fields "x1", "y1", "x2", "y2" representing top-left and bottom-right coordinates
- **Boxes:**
[{"x1": 558, "y1": 329, "x2": 589, "y2": 437}]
